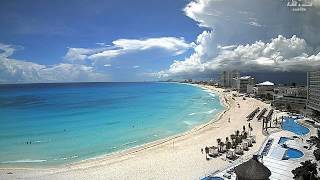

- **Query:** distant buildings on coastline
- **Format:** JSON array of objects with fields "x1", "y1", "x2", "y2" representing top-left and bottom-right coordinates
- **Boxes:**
[
  {"x1": 216, "y1": 70, "x2": 308, "y2": 113},
  {"x1": 219, "y1": 71, "x2": 256, "y2": 93},
  {"x1": 180, "y1": 70, "x2": 320, "y2": 121}
]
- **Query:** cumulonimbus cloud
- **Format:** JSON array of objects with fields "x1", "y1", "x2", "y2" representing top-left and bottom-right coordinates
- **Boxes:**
[
  {"x1": 155, "y1": 35, "x2": 320, "y2": 78},
  {"x1": 154, "y1": 0, "x2": 320, "y2": 79}
]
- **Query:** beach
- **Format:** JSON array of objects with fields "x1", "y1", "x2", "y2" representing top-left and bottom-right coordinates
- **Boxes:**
[{"x1": 0, "y1": 85, "x2": 270, "y2": 180}]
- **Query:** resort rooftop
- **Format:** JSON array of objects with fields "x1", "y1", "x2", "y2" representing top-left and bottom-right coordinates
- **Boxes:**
[
  {"x1": 239, "y1": 76, "x2": 252, "y2": 80},
  {"x1": 256, "y1": 81, "x2": 275, "y2": 86}
]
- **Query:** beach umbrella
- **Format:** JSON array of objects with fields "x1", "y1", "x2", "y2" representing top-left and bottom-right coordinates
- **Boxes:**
[
  {"x1": 249, "y1": 135, "x2": 256, "y2": 143},
  {"x1": 226, "y1": 149, "x2": 235, "y2": 159},
  {"x1": 235, "y1": 145, "x2": 243, "y2": 155},
  {"x1": 242, "y1": 141, "x2": 249, "y2": 151},
  {"x1": 235, "y1": 155, "x2": 271, "y2": 180},
  {"x1": 246, "y1": 138, "x2": 252, "y2": 147},
  {"x1": 208, "y1": 146, "x2": 219, "y2": 157}
]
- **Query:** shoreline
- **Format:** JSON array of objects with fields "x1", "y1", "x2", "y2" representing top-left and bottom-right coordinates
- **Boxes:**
[
  {"x1": 0, "y1": 84, "x2": 228, "y2": 170},
  {"x1": 0, "y1": 85, "x2": 269, "y2": 180}
]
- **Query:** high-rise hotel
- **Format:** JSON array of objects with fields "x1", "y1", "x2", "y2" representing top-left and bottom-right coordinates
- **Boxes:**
[
  {"x1": 219, "y1": 70, "x2": 240, "y2": 88},
  {"x1": 307, "y1": 71, "x2": 320, "y2": 121}
]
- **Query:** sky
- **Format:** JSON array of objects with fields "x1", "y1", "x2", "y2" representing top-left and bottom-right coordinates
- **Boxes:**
[{"x1": 0, "y1": 0, "x2": 320, "y2": 83}]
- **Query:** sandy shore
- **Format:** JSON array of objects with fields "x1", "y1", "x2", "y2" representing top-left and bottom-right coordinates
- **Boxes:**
[{"x1": 0, "y1": 85, "x2": 270, "y2": 180}]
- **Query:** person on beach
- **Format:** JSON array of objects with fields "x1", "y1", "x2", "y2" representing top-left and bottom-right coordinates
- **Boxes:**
[
  {"x1": 204, "y1": 146, "x2": 209, "y2": 160},
  {"x1": 201, "y1": 148, "x2": 203, "y2": 154},
  {"x1": 228, "y1": 118, "x2": 230, "y2": 123}
]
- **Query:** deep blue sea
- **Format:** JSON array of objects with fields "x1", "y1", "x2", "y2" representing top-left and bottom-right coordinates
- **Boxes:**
[{"x1": 0, "y1": 82, "x2": 223, "y2": 167}]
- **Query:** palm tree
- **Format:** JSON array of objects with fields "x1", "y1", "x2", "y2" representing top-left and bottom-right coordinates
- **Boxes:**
[
  {"x1": 220, "y1": 141, "x2": 225, "y2": 153},
  {"x1": 287, "y1": 104, "x2": 292, "y2": 112},
  {"x1": 230, "y1": 134, "x2": 236, "y2": 149},
  {"x1": 234, "y1": 130, "x2": 240, "y2": 144},
  {"x1": 204, "y1": 146, "x2": 209, "y2": 159},
  {"x1": 227, "y1": 141, "x2": 232, "y2": 150},
  {"x1": 232, "y1": 139, "x2": 236, "y2": 149},
  {"x1": 236, "y1": 135, "x2": 242, "y2": 144},
  {"x1": 313, "y1": 148, "x2": 320, "y2": 161},
  {"x1": 230, "y1": 134, "x2": 236, "y2": 141},
  {"x1": 292, "y1": 160, "x2": 318, "y2": 180},
  {"x1": 217, "y1": 138, "x2": 221, "y2": 152},
  {"x1": 243, "y1": 131, "x2": 248, "y2": 139},
  {"x1": 236, "y1": 130, "x2": 240, "y2": 137},
  {"x1": 225, "y1": 137, "x2": 231, "y2": 150}
]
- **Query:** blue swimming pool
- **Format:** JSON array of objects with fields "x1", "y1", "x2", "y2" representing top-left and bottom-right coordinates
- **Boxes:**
[
  {"x1": 278, "y1": 137, "x2": 292, "y2": 145},
  {"x1": 283, "y1": 148, "x2": 304, "y2": 159},
  {"x1": 282, "y1": 117, "x2": 310, "y2": 135}
]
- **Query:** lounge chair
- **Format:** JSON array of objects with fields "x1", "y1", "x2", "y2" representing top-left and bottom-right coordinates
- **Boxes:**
[{"x1": 223, "y1": 173, "x2": 232, "y2": 179}]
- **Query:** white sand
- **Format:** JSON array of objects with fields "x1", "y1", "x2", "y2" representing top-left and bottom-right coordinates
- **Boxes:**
[{"x1": 0, "y1": 85, "x2": 270, "y2": 180}]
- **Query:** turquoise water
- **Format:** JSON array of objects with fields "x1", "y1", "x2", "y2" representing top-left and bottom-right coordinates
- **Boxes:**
[
  {"x1": 283, "y1": 148, "x2": 304, "y2": 159},
  {"x1": 282, "y1": 117, "x2": 310, "y2": 135},
  {"x1": 278, "y1": 137, "x2": 291, "y2": 145},
  {"x1": 278, "y1": 137, "x2": 304, "y2": 160},
  {"x1": 0, "y1": 82, "x2": 223, "y2": 167}
]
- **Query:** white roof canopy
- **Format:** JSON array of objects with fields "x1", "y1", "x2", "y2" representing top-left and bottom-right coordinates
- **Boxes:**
[{"x1": 257, "y1": 81, "x2": 274, "y2": 86}]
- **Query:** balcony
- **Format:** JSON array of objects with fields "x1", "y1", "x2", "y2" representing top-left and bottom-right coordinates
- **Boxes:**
[{"x1": 307, "y1": 101, "x2": 320, "y2": 112}]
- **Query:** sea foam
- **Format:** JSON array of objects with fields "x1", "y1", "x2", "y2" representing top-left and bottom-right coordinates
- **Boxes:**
[{"x1": 1, "y1": 159, "x2": 47, "y2": 164}]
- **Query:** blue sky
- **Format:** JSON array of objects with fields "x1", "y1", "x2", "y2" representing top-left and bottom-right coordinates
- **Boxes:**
[
  {"x1": 0, "y1": 0, "x2": 320, "y2": 83},
  {"x1": 0, "y1": 0, "x2": 200, "y2": 63},
  {"x1": 0, "y1": 0, "x2": 202, "y2": 82}
]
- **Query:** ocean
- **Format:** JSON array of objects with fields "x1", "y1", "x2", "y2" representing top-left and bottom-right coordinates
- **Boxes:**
[{"x1": 0, "y1": 82, "x2": 223, "y2": 167}]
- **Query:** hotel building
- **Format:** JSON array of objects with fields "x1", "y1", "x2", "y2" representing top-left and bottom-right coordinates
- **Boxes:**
[
  {"x1": 219, "y1": 71, "x2": 240, "y2": 88},
  {"x1": 253, "y1": 81, "x2": 275, "y2": 99},
  {"x1": 273, "y1": 86, "x2": 307, "y2": 114},
  {"x1": 307, "y1": 71, "x2": 320, "y2": 121},
  {"x1": 233, "y1": 76, "x2": 256, "y2": 93}
]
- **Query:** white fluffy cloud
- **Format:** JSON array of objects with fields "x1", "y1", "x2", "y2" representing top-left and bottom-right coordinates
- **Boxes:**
[
  {"x1": 63, "y1": 47, "x2": 108, "y2": 63},
  {"x1": 104, "y1": 64, "x2": 112, "y2": 67},
  {"x1": 0, "y1": 43, "x2": 110, "y2": 83},
  {"x1": 206, "y1": 35, "x2": 318, "y2": 72},
  {"x1": 154, "y1": 31, "x2": 214, "y2": 78},
  {"x1": 0, "y1": 36, "x2": 193, "y2": 83},
  {"x1": 156, "y1": 35, "x2": 320, "y2": 78},
  {"x1": 155, "y1": 0, "x2": 320, "y2": 79},
  {"x1": 0, "y1": 43, "x2": 16, "y2": 58},
  {"x1": 64, "y1": 37, "x2": 193, "y2": 63}
]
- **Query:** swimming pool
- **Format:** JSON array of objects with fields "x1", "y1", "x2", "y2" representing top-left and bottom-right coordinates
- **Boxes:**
[
  {"x1": 282, "y1": 117, "x2": 310, "y2": 135},
  {"x1": 278, "y1": 137, "x2": 292, "y2": 145},
  {"x1": 283, "y1": 148, "x2": 304, "y2": 159}
]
